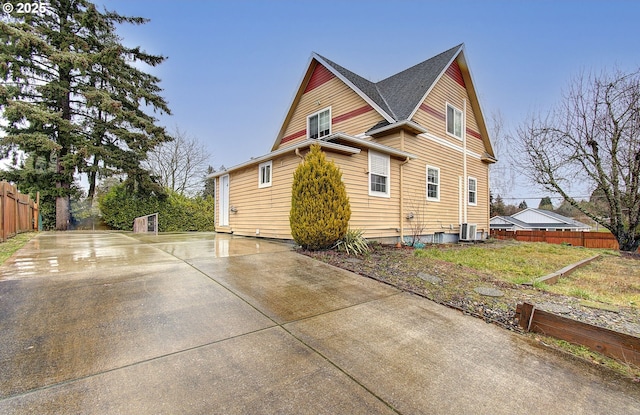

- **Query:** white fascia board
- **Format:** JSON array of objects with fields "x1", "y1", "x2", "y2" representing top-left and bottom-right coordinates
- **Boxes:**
[
  {"x1": 366, "y1": 120, "x2": 428, "y2": 136},
  {"x1": 208, "y1": 140, "x2": 360, "y2": 178},
  {"x1": 312, "y1": 53, "x2": 396, "y2": 123},
  {"x1": 325, "y1": 132, "x2": 417, "y2": 160}
]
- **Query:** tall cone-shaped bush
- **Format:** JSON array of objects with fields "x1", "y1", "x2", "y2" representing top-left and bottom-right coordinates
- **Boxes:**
[{"x1": 290, "y1": 144, "x2": 351, "y2": 250}]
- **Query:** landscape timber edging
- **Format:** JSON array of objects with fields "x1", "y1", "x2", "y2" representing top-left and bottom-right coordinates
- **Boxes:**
[
  {"x1": 516, "y1": 302, "x2": 640, "y2": 367},
  {"x1": 523, "y1": 255, "x2": 601, "y2": 286}
]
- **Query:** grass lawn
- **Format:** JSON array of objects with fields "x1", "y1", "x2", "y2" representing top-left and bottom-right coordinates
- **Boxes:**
[
  {"x1": 414, "y1": 240, "x2": 637, "y2": 309},
  {"x1": 415, "y1": 241, "x2": 611, "y2": 284},
  {"x1": 0, "y1": 232, "x2": 37, "y2": 264},
  {"x1": 545, "y1": 255, "x2": 640, "y2": 308}
]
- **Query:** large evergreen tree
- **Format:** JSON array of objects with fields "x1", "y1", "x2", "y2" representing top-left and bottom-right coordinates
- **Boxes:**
[{"x1": 0, "y1": 0, "x2": 171, "y2": 229}]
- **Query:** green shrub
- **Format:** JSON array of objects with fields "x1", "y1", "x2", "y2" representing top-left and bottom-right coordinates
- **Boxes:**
[
  {"x1": 290, "y1": 144, "x2": 351, "y2": 250},
  {"x1": 334, "y1": 228, "x2": 369, "y2": 255},
  {"x1": 159, "y1": 193, "x2": 215, "y2": 231},
  {"x1": 99, "y1": 183, "x2": 215, "y2": 231},
  {"x1": 99, "y1": 184, "x2": 160, "y2": 230}
]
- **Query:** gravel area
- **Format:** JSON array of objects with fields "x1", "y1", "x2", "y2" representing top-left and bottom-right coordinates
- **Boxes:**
[{"x1": 302, "y1": 244, "x2": 640, "y2": 338}]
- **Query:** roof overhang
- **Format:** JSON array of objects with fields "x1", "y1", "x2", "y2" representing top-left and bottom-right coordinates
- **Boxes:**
[
  {"x1": 321, "y1": 132, "x2": 418, "y2": 160},
  {"x1": 207, "y1": 140, "x2": 361, "y2": 179},
  {"x1": 366, "y1": 120, "x2": 429, "y2": 137},
  {"x1": 208, "y1": 133, "x2": 417, "y2": 179},
  {"x1": 481, "y1": 152, "x2": 498, "y2": 164}
]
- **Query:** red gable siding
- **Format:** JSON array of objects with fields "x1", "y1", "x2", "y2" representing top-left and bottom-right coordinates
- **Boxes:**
[
  {"x1": 419, "y1": 103, "x2": 445, "y2": 121},
  {"x1": 445, "y1": 60, "x2": 465, "y2": 88},
  {"x1": 281, "y1": 104, "x2": 374, "y2": 144},
  {"x1": 466, "y1": 127, "x2": 482, "y2": 140},
  {"x1": 304, "y1": 63, "x2": 335, "y2": 93},
  {"x1": 332, "y1": 104, "x2": 374, "y2": 124},
  {"x1": 281, "y1": 129, "x2": 306, "y2": 144}
]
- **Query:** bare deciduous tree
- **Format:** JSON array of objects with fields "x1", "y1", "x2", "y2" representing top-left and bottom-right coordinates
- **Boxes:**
[
  {"x1": 488, "y1": 110, "x2": 515, "y2": 198},
  {"x1": 514, "y1": 68, "x2": 640, "y2": 252},
  {"x1": 145, "y1": 127, "x2": 212, "y2": 196}
]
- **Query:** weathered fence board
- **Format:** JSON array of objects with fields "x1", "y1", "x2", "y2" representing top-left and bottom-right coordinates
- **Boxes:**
[
  {"x1": 0, "y1": 181, "x2": 39, "y2": 242},
  {"x1": 516, "y1": 302, "x2": 640, "y2": 367}
]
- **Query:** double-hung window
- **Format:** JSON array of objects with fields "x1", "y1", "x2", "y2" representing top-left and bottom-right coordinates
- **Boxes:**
[
  {"x1": 308, "y1": 107, "x2": 331, "y2": 139},
  {"x1": 369, "y1": 151, "x2": 390, "y2": 197},
  {"x1": 426, "y1": 166, "x2": 440, "y2": 201},
  {"x1": 468, "y1": 176, "x2": 477, "y2": 205},
  {"x1": 446, "y1": 103, "x2": 463, "y2": 139},
  {"x1": 258, "y1": 160, "x2": 272, "y2": 188}
]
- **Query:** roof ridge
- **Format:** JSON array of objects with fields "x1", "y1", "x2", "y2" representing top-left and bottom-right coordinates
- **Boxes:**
[
  {"x1": 314, "y1": 53, "x2": 395, "y2": 120},
  {"x1": 315, "y1": 44, "x2": 464, "y2": 122},
  {"x1": 374, "y1": 83, "x2": 398, "y2": 120},
  {"x1": 377, "y1": 44, "x2": 463, "y2": 84},
  {"x1": 375, "y1": 44, "x2": 463, "y2": 121}
]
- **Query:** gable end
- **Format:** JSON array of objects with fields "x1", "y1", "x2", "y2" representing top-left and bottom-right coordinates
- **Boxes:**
[
  {"x1": 445, "y1": 60, "x2": 466, "y2": 88},
  {"x1": 304, "y1": 64, "x2": 336, "y2": 93}
]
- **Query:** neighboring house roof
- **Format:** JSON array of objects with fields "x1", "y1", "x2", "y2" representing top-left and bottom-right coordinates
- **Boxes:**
[
  {"x1": 208, "y1": 133, "x2": 417, "y2": 179},
  {"x1": 490, "y1": 208, "x2": 592, "y2": 230},
  {"x1": 272, "y1": 44, "x2": 494, "y2": 159},
  {"x1": 489, "y1": 215, "x2": 531, "y2": 229}
]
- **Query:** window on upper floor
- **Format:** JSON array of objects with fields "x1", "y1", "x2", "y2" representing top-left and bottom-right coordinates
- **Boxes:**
[
  {"x1": 426, "y1": 166, "x2": 440, "y2": 201},
  {"x1": 308, "y1": 107, "x2": 331, "y2": 139},
  {"x1": 369, "y1": 151, "x2": 390, "y2": 198},
  {"x1": 446, "y1": 103, "x2": 463, "y2": 139},
  {"x1": 468, "y1": 176, "x2": 477, "y2": 205},
  {"x1": 258, "y1": 160, "x2": 272, "y2": 188}
]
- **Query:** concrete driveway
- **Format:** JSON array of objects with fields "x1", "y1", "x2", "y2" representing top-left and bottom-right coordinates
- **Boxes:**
[{"x1": 0, "y1": 232, "x2": 638, "y2": 414}]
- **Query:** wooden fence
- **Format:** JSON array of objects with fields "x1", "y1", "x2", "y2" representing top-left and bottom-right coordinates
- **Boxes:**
[
  {"x1": 0, "y1": 181, "x2": 39, "y2": 242},
  {"x1": 490, "y1": 229, "x2": 631, "y2": 251}
]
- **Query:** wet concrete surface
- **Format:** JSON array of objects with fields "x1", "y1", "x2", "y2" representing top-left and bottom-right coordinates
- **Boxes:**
[{"x1": 0, "y1": 231, "x2": 639, "y2": 414}]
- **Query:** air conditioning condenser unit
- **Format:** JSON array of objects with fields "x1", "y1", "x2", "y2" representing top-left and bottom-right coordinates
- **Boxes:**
[{"x1": 459, "y1": 223, "x2": 477, "y2": 241}]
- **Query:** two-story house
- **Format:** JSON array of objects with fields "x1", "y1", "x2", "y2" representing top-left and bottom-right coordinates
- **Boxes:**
[{"x1": 209, "y1": 44, "x2": 496, "y2": 244}]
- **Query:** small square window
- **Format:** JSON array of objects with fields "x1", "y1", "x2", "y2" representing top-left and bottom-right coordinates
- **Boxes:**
[
  {"x1": 259, "y1": 161, "x2": 272, "y2": 188},
  {"x1": 468, "y1": 176, "x2": 477, "y2": 205},
  {"x1": 308, "y1": 107, "x2": 331, "y2": 139},
  {"x1": 446, "y1": 104, "x2": 463, "y2": 139}
]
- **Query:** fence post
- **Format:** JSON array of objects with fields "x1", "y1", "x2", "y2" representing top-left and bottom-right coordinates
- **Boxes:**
[{"x1": 0, "y1": 181, "x2": 4, "y2": 242}]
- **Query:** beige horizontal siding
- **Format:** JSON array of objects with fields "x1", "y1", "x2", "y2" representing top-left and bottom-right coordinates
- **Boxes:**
[
  {"x1": 279, "y1": 76, "x2": 384, "y2": 148},
  {"x1": 412, "y1": 69, "x2": 490, "y2": 157},
  {"x1": 221, "y1": 59, "x2": 492, "y2": 241},
  {"x1": 395, "y1": 62, "x2": 492, "y2": 235},
  {"x1": 397, "y1": 137, "x2": 490, "y2": 234},
  {"x1": 225, "y1": 156, "x2": 300, "y2": 239},
  {"x1": 402, "y1": 135, "x2": 464, "y2": 233},
  {"x1": 221, "y1": 149, "x2": 404, "y2": 241}
]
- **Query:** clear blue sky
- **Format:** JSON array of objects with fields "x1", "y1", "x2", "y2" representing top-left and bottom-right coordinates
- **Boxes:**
[{"x1": 99, "y1": 0, "x2": 640, "y2": 203}]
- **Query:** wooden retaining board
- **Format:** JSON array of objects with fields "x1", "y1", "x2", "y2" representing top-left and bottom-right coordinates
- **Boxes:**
[{"x1": 516, "y1": 302, "x2": 640, "y2": 367}]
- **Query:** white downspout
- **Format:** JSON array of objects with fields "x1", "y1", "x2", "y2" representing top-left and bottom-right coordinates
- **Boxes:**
[{"x1": 463, "y1": 99, "x2": 468, "y2": 224}]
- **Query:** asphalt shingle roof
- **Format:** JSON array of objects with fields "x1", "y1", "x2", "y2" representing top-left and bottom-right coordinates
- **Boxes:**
[{"x1": 316, "y1": 44, "x2": 462, "y2": 122}]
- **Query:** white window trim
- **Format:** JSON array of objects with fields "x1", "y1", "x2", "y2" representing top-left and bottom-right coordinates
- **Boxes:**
[
  {"x1": 368, "y1": 151, "x2": 390, "y2": 198},
  {"x1": 426, "y1": 165, "x2": 440, "y2": 202},
  {"x1": 258, "y1": 160, "x2": 272, "y2": 188},
  {"x1": 468, "y1": 176, "x2": 477, "y2": 206},
  {"x1": 446, "y1": 102, "x2": 463, "y2": 140},
  {"x1": 307, "y1": 107, "x2": 332, "y2": 139}
]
